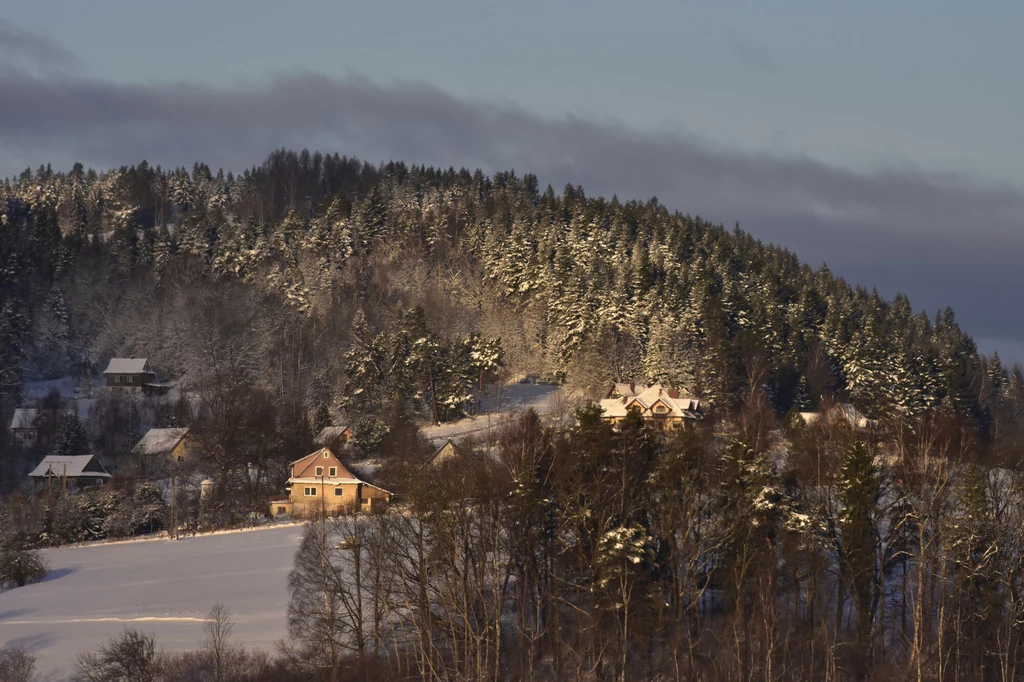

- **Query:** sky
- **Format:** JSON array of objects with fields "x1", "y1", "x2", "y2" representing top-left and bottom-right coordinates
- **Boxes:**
[{"x1": 1, "y1": 1, "x2": 1023, "y2": 362}]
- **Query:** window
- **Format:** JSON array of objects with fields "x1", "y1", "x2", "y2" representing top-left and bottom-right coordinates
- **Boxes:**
[
  {"x1": 304, "y1": 487, "x2": 317, "y2": 496},
  {"x1": 315, "y1": 467, "x2": 323, "y2": 476},
  {"x1": 277, "y1": 506, "x2": 287, "y2": 514},
  {"x1": 176, "y1": 455, "x2": 183, "y2": 462},
  {"x1": 654, "y1": 405, "x2": 668, "y2": 414},
  {"x1": 323, "y1": 452, "x2": 329, "y2": 458},
  {"x1": 334, "y1": 488, "x2": 343, "y2": 497},
  {"x1": 329, "y1": 467, "x2": 337, "y2": 477}
]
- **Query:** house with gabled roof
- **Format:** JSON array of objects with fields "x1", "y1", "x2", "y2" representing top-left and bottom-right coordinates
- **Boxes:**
[
  {"x1": 269, "y1": 447, "x2": 391, "y2": 518},
  {"x1": 427, "y1": 438, "x2": 462, "y2": 467},
  {"x1": 103, "y1": 358, "x2": 157, "y2": 393},
  {"x1": 10, "y1": 407, "x2": 76, "y2": 448},
  {"x1": 599, "y1": 383, "x2": 704, "y2": 431},
  {"x1": 28, "y1": 455, "x2": 111, "y2": 490},
  {"x1": 313, "y1": 425, "x2": 353, "y2": 451},
  {"x1": 132, "y1": 428, "x2": 193, "y2": 462}
]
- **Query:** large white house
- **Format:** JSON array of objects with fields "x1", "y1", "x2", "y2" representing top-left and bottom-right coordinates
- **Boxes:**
[{"x1": 599, "y1": 382, "x2": 703, "y2": 430}]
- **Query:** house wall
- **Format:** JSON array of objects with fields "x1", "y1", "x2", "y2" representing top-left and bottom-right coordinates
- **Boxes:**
[
  {"x1": 170, "y1": 437, "x2": 192, "y2": 461},
  {"x1": 106, "y1": 373, "x2": 151, "y2": 392},
  {"x1": 281, "y1": 481, "x2": 390, "y2": 517},
  {"x1": 13, "y1": 429, "x2": 37, "y2": 447},
  {"x1": 604, "y1": 415, "x2": 689, "y2": 430},
  {"x1": 286, "y1": 481, "x2": 363, "y2": 517}
]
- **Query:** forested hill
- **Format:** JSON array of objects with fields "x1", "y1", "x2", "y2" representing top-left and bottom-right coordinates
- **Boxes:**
[{"x1": 0, "y1": 149, "x2": 1015, "y2": 434}]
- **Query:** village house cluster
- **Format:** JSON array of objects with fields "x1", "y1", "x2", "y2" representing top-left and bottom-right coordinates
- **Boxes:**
[{"x1": 12, "y1": 366, "x2": 882, "y2": 526}]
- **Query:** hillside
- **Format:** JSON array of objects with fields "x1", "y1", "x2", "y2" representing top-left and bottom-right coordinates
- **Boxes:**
[{"x1": 2, "y1": 150, "x2": 1022, "y2": 489}]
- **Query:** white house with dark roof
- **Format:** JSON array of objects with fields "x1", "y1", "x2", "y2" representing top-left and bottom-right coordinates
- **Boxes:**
[
  {"x1": 599, "y1": 383, "x2": 704, "y2": 430},
  {"x1": 103, "y1": 358, "x2": 156, "y2": 392},
  {"x1": 9, "y1": 407, "x2": 76, "y2": 448},
  {"x1": 28, "y1": 455, "x2": 111, "y2": 489}
]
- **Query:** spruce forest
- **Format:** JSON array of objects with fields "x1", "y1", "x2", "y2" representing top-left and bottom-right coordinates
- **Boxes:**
[{"x1": 4, "y1": 150, "x2": 1024, "y2": 681}]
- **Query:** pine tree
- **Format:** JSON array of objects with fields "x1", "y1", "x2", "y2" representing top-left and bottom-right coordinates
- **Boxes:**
[{"x1": 837, "y1": 441, "x2": 881, "y2": 646}]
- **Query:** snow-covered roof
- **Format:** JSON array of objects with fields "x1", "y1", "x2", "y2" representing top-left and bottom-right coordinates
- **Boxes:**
[
  {"x1": 103, "y1": 358, "x2": 151, "y2": 375},
  {"x1": 799, "y1": 403, "x2": 873, "y2": 429},
  {"x1": 10, "y1": 407, "x2": 76, "y2": 430},
  {"x1": 131, "y1": 428, "x2": 190, "y2": 456},
  {"x1": 607, "y1": 382, "x2": 642, "y2": 398},
  {"x1": 28, "y1": 455, "x2": 111, "y2": 479},
  {"x1": 10, "y1": 408, "x2": 40, "y2": 430},
  {"x1": 599, "y1": 384, "x2": 703, "y2": 420},
  {"x1": 287, "y1": 477, "x2": 364, "y2": 485},
  {"x1": 313, "y1": 425, "x2": 351, "y2": 446}
]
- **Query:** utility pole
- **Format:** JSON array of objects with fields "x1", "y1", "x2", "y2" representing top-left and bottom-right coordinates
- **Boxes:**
[
  {"x1": 170, "y1": 473, "x2": 177, "y2": 540},
  {"x1": 47, "y1": 462, "x2": 53, "y2": 499},
  {"x1": 62, "y1": 461, "x2": 67, "y2": 499}
]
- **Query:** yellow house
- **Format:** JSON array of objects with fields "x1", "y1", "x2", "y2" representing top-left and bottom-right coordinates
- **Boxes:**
[
  {"x1": 132, "y1": 428, "x2": 193, "y2": 462},
  {"x1": 426, "y1": 438, "x2": 460, "y2": 467},
  {"x1": 270, "y1": 448, "x2": 391, "y2": 518}
]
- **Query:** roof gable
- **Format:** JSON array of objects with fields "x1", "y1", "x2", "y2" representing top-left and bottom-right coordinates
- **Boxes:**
[
  {"x1": 428, "y1": 439, "x2": 461, "y2": 466},
  {"x1": 291, "y1": 448, "x2": 356, "y2": 479},
  {"x1": 29, "y1": 455, "x2": 111, "y2": 478}
]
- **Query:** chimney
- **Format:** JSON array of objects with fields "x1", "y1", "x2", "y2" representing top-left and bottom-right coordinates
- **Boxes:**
[{"x1": 629, "y1": 381, "x2": 635, "y2": 393}]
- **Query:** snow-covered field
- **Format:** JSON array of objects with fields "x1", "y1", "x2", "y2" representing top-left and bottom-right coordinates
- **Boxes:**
[
  {"x1": 421, "y1": 382, "x2": 568, "y2": 444},
  {"x1": 0, "y1": 524, "x2": 306, "y2": 680}
]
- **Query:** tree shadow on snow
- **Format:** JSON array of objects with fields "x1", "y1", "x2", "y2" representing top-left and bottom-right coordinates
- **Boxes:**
[
  {"x1": 39, "y1": 565, "x2": 79, "y2": 583},
  {"x1": 3, "y1": 631, "x2": 56, "y2": 652},
  {"x1": 0, "y1": 607, "x2": 34, "y2": 620}
]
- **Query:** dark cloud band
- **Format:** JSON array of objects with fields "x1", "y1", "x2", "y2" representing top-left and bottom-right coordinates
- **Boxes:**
[{"x1": 1, "y1": 66, "x2": 1021, "y2": 362}]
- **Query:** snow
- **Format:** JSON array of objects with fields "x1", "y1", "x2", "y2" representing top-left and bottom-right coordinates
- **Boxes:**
[
  {"x1": 0, "y1": 524, "x2": 306, "y2": 680},
  {"x1": 24, "y1": 376, "x2": 105, "y2": 402},
  {"x1": 420, "y1": 382, "x2": 567, "y2": 443}
]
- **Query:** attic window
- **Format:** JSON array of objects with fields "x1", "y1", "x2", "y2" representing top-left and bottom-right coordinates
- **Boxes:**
[
  {"x1": 329, "y1": 467, "x2": 337, "y2": 477},
  {"x1": 654, "y1": 405, "x2": 668, "y2": 414},
  {"x1": 315, "y1": 467, "x2": 324, "y2": 477},
  {"x1": 323, "y1": 452, "x2": 329, "y2": 458}
]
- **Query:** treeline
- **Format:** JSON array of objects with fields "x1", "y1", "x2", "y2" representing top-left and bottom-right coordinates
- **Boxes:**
[{"x1": 283, "y1": 407, "x2": 1024, "y2": 682}]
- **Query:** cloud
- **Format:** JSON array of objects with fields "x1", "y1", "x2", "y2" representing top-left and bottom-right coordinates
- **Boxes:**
[
  {"x1": 1, "y1": 57, "x2": 1023, "y2": 363},
  {"x1": 731, "y1": 39, "x2": 779, "y2": 74},
  {"x1": 0, "y1": 19, "x2": 79, "y2": 71}
]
